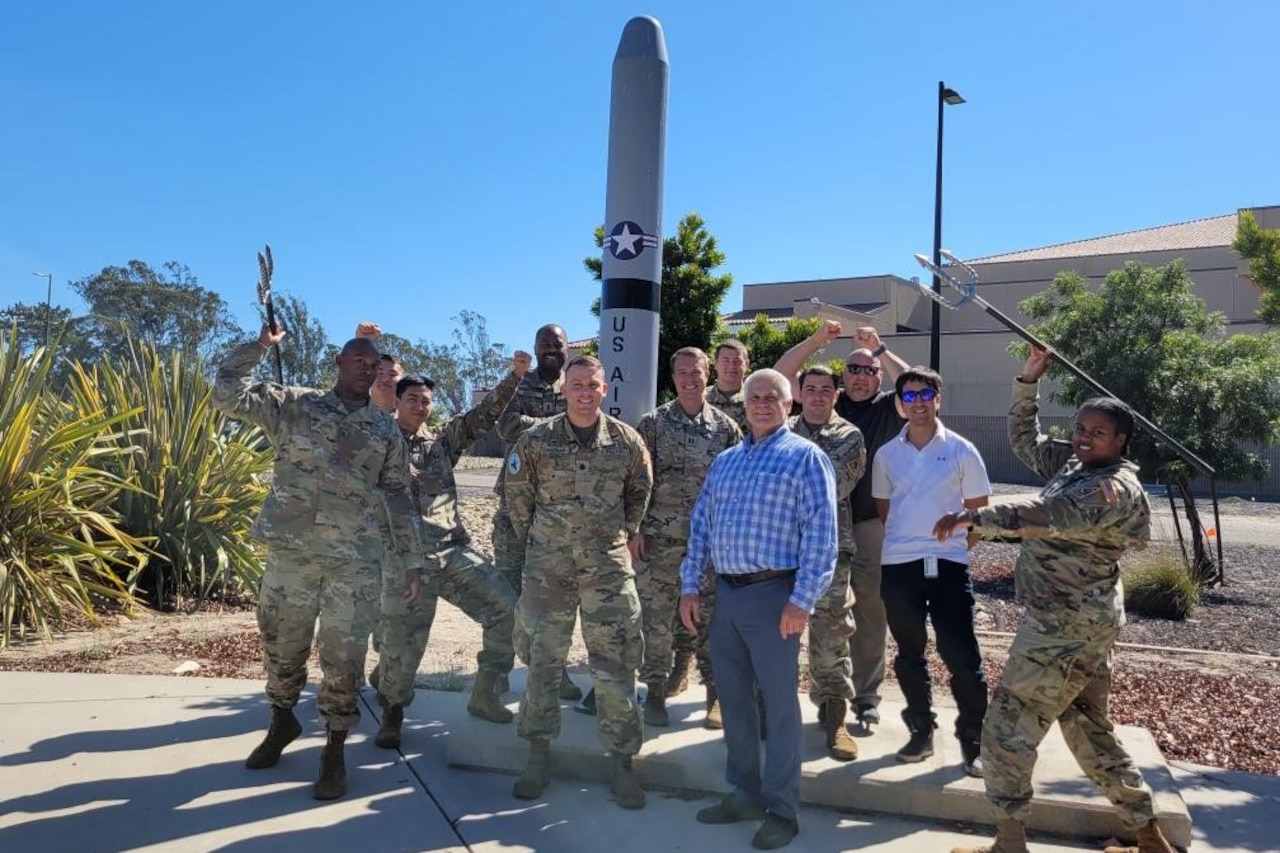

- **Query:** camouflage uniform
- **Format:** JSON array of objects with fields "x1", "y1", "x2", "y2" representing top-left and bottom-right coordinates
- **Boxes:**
[
  {"x1": 492, "y1": 371, "x2": 567, "y2": 596},
  {"x1": 705, "y1": 384, "x2": 748, "y2": 432},
  {"x1": 505, "y1": 414, "x2": 652, "y2": 755},
  {"x1": 970, "y1": 379, "x2": 1156, "y2": 829},
  {"x1": 635, "y1": 401, "x2": 741, "y2": 687},
  {"x1": 214, "y1": 340, "x2": 422, "y2": 731},
  {"x1": 377, "y1": 371, "x2": 522, "y2": 709},
  {"x1": 789, "y1": 412, "x2": 866, "y2": 705}
]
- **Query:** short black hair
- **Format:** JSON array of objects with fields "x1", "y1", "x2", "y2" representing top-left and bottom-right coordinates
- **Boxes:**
[
  {"x1": 894, "y1": 366, "x2": 943, "y2": 396},
  {"x1": 396, "y1": 374, "x2": 435, "y2": 398},
  {"x1": 799, "y1": 364, "x2": 838, "y2": 389},
  {"x1": 1079, "y1": 397, "x2": 1136, "y2": 453}
]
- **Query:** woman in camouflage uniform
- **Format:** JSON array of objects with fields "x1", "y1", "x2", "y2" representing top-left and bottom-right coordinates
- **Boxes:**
[{"x1": 934, "y1": 346, "x2": 1174, "y2": 853}]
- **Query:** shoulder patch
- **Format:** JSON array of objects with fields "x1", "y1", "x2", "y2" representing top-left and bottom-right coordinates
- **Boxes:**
[
  {"x1": 1100, "y1": 478, "x2": 1119, "y2": 504},
  {"x1": 507, "y1": 452, "x2": 521, "y2": 475}
]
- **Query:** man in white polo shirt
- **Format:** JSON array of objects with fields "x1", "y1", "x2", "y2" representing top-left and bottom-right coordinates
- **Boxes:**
[{"x1": 872, "y1": 366, "x2": 990, "y2": 778}]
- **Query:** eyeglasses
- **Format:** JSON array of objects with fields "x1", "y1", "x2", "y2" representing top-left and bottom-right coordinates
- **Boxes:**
[
  {"x1": 845, "y1": 364, "x2": 879, "y2": 376},
  {"x1": 899, "y1": 388, "x2": 938, "y2": 404}
]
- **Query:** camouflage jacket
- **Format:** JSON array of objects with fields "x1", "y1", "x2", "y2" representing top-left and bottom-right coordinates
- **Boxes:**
[
  {"x1": 971, "y1": 380, "x2": 1150, "y2": 619},
  {"x1": 789, "y1": 411, "x2": 866, "y2": 554},
  {"x1": 705, "y1": 384, "x2": 748, "y2": 431},
  {"x1": 213, "y1": 341, "x2": 422, "y2": 567},
  {"x1": 493, "y1": 370, "x2": 567, "y2": 500},
  {"x1": 636, "y1": 400, "x2": 742, "y2": 540},
  {"x1": 504, "y1": 413, "x2": 653, "y2": 568},
  {"x1": 403, "y1": 370, "x2": 521, "y2": 550}
]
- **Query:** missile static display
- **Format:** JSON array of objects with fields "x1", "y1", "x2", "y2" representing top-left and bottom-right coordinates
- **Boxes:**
[{"x1": 599, "y1": 16, "x2": 668, "y2": 424}]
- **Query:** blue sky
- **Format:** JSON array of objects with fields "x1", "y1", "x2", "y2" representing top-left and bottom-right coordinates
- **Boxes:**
[{"x1": 4, "y1": 1, "x2": 1278, "y2": 352}]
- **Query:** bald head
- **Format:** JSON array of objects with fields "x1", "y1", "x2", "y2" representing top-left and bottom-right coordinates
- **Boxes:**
[
  {"x1": 534, "y1": 324, "x2": 569, "y2": 381},
  {"x1": 335, "y1": 337, "x2": 380, "y2": 402}
]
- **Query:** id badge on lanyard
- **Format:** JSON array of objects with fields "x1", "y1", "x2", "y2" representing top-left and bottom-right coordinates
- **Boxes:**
[{"x1": 923, "y1": 555, "x2": 938, "y2": 579}]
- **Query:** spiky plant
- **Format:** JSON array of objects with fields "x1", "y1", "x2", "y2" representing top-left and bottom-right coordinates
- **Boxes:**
[
  {"x1": 68, "y1": 341, "x2": 272, "y2": 608},
  {"x1": 0, "y1": 329, "x2": 148, "y2": 648}
]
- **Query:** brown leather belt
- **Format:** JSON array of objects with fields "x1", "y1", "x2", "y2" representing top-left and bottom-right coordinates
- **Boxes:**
[{"x1": 718, "y1": 569, "x2": 796, "y2": 587}]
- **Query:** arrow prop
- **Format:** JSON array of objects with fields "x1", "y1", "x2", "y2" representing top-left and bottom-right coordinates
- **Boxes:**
[{"x1": 256, "y1": 244, "x2": 284, "y2": 384}]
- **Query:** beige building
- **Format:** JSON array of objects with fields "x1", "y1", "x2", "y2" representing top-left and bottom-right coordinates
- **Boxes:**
[{"x1": 728, "y1": 205, "x2": 1280, "y2": 494}]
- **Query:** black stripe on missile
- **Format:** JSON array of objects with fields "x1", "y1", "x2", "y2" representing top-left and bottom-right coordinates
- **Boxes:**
[{"x1": 602, "y1": 278, "x2": 661, "y2": 312}]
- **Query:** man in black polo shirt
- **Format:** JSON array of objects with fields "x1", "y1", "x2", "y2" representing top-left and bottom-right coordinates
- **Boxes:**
[{"x1": 775, "y1": 321, "x2": 906, "y2": 728}]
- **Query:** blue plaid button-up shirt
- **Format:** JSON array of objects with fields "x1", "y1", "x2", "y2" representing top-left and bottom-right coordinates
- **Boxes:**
[{"x1": 679, "y1": 425, "x2": 838, "y2": 613}]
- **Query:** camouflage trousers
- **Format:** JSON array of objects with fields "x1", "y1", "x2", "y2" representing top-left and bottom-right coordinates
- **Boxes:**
[
  {"x1": 983, "y1": 609, "x2": 1156, "y2": 829},
  {"x1": 257, "y1": 544, "x2": 378, "y2": 731},
  {"x1": 807, "y1": 551, "x2": 856, "y2": 704},
  {"x1": 377, "y1": 543, "x2": 518, "y2": 708},
  {"x1": 637, "y1": 535, "x2": 714, "y2": 686},
  {"x1": 491, "y1": 505, "x2": 524, "y2": 597},
  {"x1": 516, "y1": 554, "x2": 643, "y2": 756}
]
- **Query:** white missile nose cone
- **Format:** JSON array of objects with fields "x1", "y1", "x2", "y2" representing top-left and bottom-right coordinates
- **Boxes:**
[{"x1": 616, "y1": 16, "x2": 668, "y2": 63}]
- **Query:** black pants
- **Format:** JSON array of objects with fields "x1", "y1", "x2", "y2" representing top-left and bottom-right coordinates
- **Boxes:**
[{"x1": 881, "y1": 558, "x2": 987, "y2": 740}]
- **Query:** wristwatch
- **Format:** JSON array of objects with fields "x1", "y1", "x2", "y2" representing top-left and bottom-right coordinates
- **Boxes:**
[{"x1": 871, "y1": 344, "x2": 887, "y2": 357}]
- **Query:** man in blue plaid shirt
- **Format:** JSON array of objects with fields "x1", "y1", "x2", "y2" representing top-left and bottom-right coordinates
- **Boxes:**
[{"x1": 679, "y1": 368, "x2": 838, "y2": 851}]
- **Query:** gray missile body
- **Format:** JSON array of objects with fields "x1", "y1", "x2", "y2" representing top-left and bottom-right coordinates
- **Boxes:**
[{"x1": 599, "y1": 16, "x2": 668, "y2": 424}]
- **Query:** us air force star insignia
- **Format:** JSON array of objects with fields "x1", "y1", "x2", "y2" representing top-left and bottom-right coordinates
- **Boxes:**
[
  {"x1": 508, "y1": 453, "x2": 521, "y2": 475},
  {"x1": 606, "y1": 221, "x2": 661, "y2": 260}
]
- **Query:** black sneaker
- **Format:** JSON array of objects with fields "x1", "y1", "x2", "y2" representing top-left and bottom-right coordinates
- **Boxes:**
[{"x1": 751, "y1": 812, "x2": 800, "y2": 850}]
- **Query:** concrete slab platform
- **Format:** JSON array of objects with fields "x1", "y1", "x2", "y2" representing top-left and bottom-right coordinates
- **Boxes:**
[
  {"x1": 443, "y1": 675, "x2": 1191, "y2": 848},
  {"x1": 0, "y1": 672, "x2": 465, "y2": 853}
]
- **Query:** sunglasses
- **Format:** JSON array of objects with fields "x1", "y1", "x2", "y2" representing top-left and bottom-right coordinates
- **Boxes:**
[
  {"x1": 844, "y1": 364, "x2": 879, "y2": 376},
  {"x1": 899, "y1": 388, "x2": 938, "y2": 404}
]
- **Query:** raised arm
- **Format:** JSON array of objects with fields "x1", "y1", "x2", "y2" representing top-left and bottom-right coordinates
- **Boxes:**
[
  {"x1": 852, "y1": 327, "x2": 909, "y2": 385},
  {"x1": 1010, "y1": 346, "x2": 1074, "y2": 481},
  {"x1": 212, "y1": 325, "x2": 290, "y2": 440},
  {"x1": 774, "y1": 320, "x2": 842, "y2": 400},
  {"x1": 438, "y1": 351, "x2": 531, "y2": 465}
]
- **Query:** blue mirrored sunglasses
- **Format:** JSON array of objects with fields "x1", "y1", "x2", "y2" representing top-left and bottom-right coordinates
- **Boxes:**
[{"x1": 900, "y1": 388, "x2": 938, "y2": 404}]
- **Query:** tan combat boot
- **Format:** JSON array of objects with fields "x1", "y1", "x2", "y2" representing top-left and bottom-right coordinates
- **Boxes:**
[
  {"x1": 375, "y1": 695, "x2": 404, "y2": 749},
  {"x1": 704, "y1": 685, "x2": 723, "y2": 730},
  {"x1": 1102, "y1": 819, "x2": 1175, "y2": 853},
  {"x1": 666, "y1": 648, "x2": 693, "y2": 695},
  {"x1": 609, "y1": 753, "x2": 646, "y2": 809},
  {"x1": 950, "y1": 818, "x2": 1028, "y2": 853},
  {"x1": 245, "y1": 706, "x2": 303, "y2": 769},
  {"x1": 643, "y1": 682, "x2": 670, "y2": 727},
  {"x1": 513, "y1": 738, "x2": 551, "y2": 800},
  {"x1": 822, "y1": 698, "x2": 858, "y2": 761},
  {"x1": 312, "y1": 729, "x2": 348, "y2": 800},
  {"x1": 468, "y1": 670, "x2": 515, "y2": 723}
]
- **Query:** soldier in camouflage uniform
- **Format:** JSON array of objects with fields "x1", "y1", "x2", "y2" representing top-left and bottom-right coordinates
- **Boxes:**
[
  {"x1": 938, "y1": 347, "x2": 1174, "y2": 853},
  {"x1": 491, "y1": 323, "x2": 581, "y2": 701},
  {"x1": 505, "y1": 355, "x2": 653, "y2": 809},
  {"x1": 214, "y1": 325, "x2": 423, "y2": 801},
  {"x1": 371, "y1": 351, "x2": 531, "y2": 749},
  {"x1": 704, "y1": 338, "x2": 750, "y2": 431},
  {"x1": 633, "y1": 347, "x2": 741, "y2": 729},
  {"x1": 788, "y1": 365, "x2": 866, "y2": 761}
]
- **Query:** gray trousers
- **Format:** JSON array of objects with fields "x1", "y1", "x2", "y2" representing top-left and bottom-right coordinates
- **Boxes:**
[
  {"x1": 849, "y1": 518, "x2": 888, "y2": 708},
  {"x1": 709, "y1": 575, "x2": 802, "y2": 822}
]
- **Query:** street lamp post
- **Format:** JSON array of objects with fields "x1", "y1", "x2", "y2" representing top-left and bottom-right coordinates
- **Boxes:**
[
  {"x1": 32, "y1": 271, "x2": 53, "y2": 349},
  {"x1": 929, "y1": 82, "x2": 965, "y2": 371}
]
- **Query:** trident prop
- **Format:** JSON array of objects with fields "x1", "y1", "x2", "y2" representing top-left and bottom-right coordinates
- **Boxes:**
[
  {"x1": 910, "y1": 250, "x2": 1214, "y2": 478},
  {"x1": 256, "y1": 244, "x2": 284, "y2": 384}
]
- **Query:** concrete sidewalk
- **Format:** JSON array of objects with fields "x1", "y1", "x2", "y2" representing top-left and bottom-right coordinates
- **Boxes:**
[{"x1": 0, "y1": 671, "x2": 1275, "y2": 853}]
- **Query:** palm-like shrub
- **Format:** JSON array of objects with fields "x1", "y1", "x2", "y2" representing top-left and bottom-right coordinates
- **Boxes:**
[
  {"x1": 0, "y1": 331, "x2": 148, "y2": 648},
  {"x1": 68, "y1": 342, "x2": 272, "y2": 607}
]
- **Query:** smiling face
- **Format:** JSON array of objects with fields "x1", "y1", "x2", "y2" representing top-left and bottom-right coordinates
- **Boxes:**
[
  {"x1": 535, "y1": 325, "x2": 568, "y2": 377},
  {"x1": 744, "y1": 370, "x2": 790, "y2": 440},
  {"x1": 714, "y1": 344, "x2": 749, "y2": 393},
  {"x1": 372, "y1": 356, "x2": 404, "y2": 412},
  {"x1": 672, "y1": 352, "x2": 709, "y2": 412},
  {"x1": 897, "y1": 379, "x2": 941, "y2": 430},
  {"x1": 1073, "y1": 407, "x2": 1128, "y2": 467},
  {"x1": 564, "y1": 361, "x2": 607, "y2": 427},
  {"x1": 799, "y1": 370, "x2": 838, "y2": 424},
  {"x1": 396, "y1": 383, "x2": 434, "y2": 432}
]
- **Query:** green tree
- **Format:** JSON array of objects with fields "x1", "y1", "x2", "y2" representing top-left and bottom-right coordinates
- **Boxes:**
[
  {"x1": 70, "y1": 261, "x2": 240, "y2": 365},
  {"x1": 0, "y1": 302, "x2": 76, "y2": 354},
  {"x1": 1233, "y1": 210, "x2": 1280, "y2": 324},
  {"x1": 255, "y1": 291, "x2": 339, "y2": 388},
  {"x1": 452, "y1": 310, "x2": 509, "y2": 398},
  {"x1": 725, "y1": 315, "x2": 822, "y2": 374},
  {"x1": 1017, "y1": 259, "x2": 1280, "y2": 582},
  {"x1": 376, "y1": 331, "x2": 466, "y2": 416},
  {"x1": 586, "y1": 212, "x2": 734, "y2": 397}
]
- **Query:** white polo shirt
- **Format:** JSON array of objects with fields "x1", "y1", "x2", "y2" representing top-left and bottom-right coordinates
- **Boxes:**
[{"x1": 872, "y1": 420, "x2": 990, "y2": 566}]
